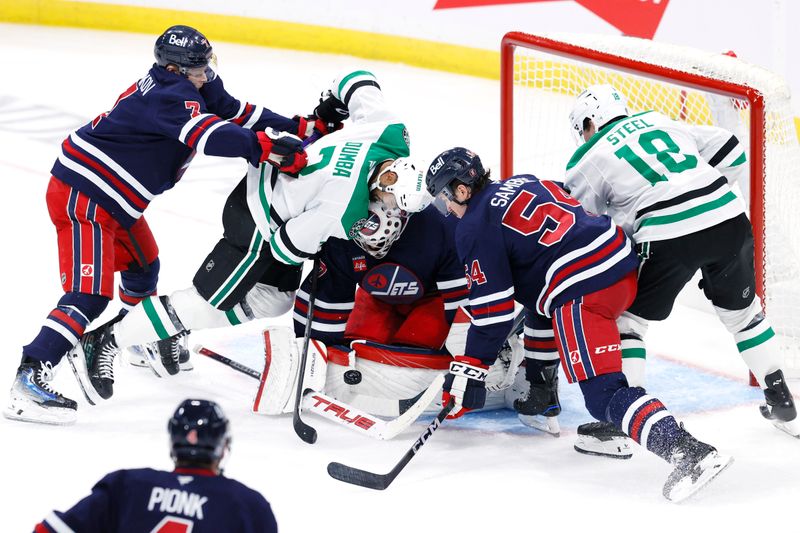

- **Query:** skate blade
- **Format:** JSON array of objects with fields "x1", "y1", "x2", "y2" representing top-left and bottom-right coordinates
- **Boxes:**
[
  {"x1": 141, "y1": 344, "x2": 169, "y2": 378},
  {"x1": 65, "y1": 345, "x2": 103, "y2": 406},
  {"x1": 772, "y1": 418, "x2": 800, "y2": 439},
  {"x1": 3, "y1": 404, "x2": 76, "y2": 426},
  {"x1": 573, "y1": 435, "x2": 633, "y2": 460},
  {"x1": 664, "y1": 454, "x2": 734, "y2": 503},
  {"x1": 518, "y1": 413, "x2": 560, "y2": 437}
]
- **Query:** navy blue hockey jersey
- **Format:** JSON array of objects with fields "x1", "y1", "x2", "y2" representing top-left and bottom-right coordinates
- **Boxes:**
[
  {"x1": 35, "y1": 467, "x2": 277, "y2": 533},
  {"x1": 293, "y1": 206, "x2": 469, "y2": 344},
  {"x1": 51, "y1": 65, "x2": 298, "y2": 228},
  {"x1": 458, "y1": 176, "x2": 638, "y2": 364}
]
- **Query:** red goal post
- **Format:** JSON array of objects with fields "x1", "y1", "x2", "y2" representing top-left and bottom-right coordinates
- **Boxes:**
[{"x1": 500, "y1": 32, "x2": 800, "y2": 379}]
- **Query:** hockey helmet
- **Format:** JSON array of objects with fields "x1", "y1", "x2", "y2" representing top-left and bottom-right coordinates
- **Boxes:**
[
  {"x1": 425, "y1": 147, "x2": 486, "y2": 215},
  {"x1": 569, "y1": 84, "x2": 630, "y2": 145},
  {"x1": 168, "y1": 399, "x2": 231, "y2": 465},
  {"x1": 154, "y1": 25, "x2": 214, "y2": 77},
  {"x1": 353, "y1": 201, "x2": 409, "y2": 259},
  {"x1": 372, "y1": 158, "x2": 432, "y2": 213}
]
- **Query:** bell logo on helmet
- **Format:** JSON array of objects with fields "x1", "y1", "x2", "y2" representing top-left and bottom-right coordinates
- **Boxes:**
[
  {"x1": 168, "y1": 34, "x2": 189, "y2": 47},
  {"x1": 429, "y1": 157, "x2": 445, "y2": 176}
]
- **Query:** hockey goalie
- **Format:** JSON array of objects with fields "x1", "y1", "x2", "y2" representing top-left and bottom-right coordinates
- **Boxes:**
[{"x1": 250, "y1": 200, "x2": 560, "y2": 434}]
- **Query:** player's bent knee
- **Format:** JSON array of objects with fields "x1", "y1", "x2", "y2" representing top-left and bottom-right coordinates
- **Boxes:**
[
  {"x1": 170, "y1": 286, "x2": 247, "y2": 330},
  {"x1": 616, "y1": 311, "x2": 649, "y2": 338},
  {"x1": 579, "y1": 371, "x2": 629, "y2": 421},
  {"x1": 57, "y1": 292, "x2": 110, "y2": 322},
  {"x1": 714, "y1": 297, "x2": 764, "y2": 334},
  {"x1": 120, "y1": 257, "x2": 161, "y2": 294},
  {"x1": 244, "y1": 283, "x2": 294, "y2": 319}
]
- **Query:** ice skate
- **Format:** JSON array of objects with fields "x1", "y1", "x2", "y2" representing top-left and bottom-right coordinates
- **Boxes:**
[
  {"x1": 574, "y1": 421, "x2": 632, "y2": 459},
  {"x1": 662, "y1": 432, "x2": 733, "y2": 503},
  {"x1": 514, "y1": 363, "x2": 561, "y2": 437},
  {"x1": 759, "y1": 370, "x2": 799, "y2": 438},
  {"x1": 3, "y1": 357, "x2": 77, "y2": 425},
  {"x1": 67, "y1": 324, "x2": 119, "y2": 405},
  {"x1": 128, "y1": 333, "x2": 192, "y2": 375}
]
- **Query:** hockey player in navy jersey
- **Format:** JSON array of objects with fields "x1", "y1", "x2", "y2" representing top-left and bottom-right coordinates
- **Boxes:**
[
  {"x1": 292, "y1": 200, "x2": 467, "y2": 348},
  {"x1": 423, "y1": 147, "x2": 733, "y2": 502},
  {"x1": 2, "y1": 25, "x2": 327, "y2": 426},
  {"x1": 68, "y1": 71, "x2": 428, "y2": 405},
  {"x1": 35, "y1": 399, "x2": 278, "y2": 533}
]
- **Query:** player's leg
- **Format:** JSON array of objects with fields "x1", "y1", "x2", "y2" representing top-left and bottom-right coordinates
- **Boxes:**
[
  {"x1": 512, "y1": 310, "x2": 561, "y2": 434},
  {"x1": 620, "y1": 240, "x2": 698, "y2": 387},
  {"x1": 559, "y1": 272, "x2": 732, "y2": 501},
  {"x1": 700, "y1": 214, "x2": 797, "y2": 435},
  {"x1": 5, "y1": 179, "x2": 112, "y2": 422},
  {"x1": 116, "y1": 219, "x2": 192, "y2": 375}
]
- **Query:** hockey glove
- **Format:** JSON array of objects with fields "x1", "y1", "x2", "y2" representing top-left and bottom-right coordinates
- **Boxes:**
[
  {"x1": 295, "y1": 114, "x2": 343, "y2": 140},
  {"x1": 442, "y1": 356, "x2": 489, "y2": 419},
  {"x1": 257, "y1": 128, "x2": 308, "y2": 174},
  {"x1": 314, "y1": 90, "x2": 349, "y2": 125}
]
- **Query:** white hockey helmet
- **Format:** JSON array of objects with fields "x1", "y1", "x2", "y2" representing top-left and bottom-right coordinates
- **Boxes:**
[
  {"x1": 373, "y1": 158, "x2": 432, "y2": 213},
  {"x1": 353, "y1": 201, "x2": 409, "y2": 259},
  {"x1": 569, "y1": 84, "x2": 630, "y2": 145}
]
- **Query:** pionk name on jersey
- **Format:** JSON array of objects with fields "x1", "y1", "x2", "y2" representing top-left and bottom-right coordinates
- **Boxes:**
[{"x1": 147, "y1": 487, "x2": 208, "y2": 519}]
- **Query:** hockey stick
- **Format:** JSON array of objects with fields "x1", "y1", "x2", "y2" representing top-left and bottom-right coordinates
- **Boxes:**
[
  {"x1": 326, "y1": 311, "x2": 525, "y2": 488},
  {"x1": 195, "y1": 346, "x2": 261, "y2": 380},
  {"x1": 194, "y1": 344, "x2": 443, "y2": 439},
  {"x1": 327, "y1": 398, "x2": 455, "y2": 490},
  {"x1": 293, "y1": 257, "x2": 322, "y2": 444}
]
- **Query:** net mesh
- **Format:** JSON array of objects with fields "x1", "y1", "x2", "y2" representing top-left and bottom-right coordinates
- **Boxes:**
[{"x1": 507, "y1": 33, "x2": 800, "y2": 377}]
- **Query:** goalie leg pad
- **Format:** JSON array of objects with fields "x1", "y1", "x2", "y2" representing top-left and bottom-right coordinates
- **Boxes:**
[{"x1": 252, "y1": 327, "x2": 328, "y2": 415}]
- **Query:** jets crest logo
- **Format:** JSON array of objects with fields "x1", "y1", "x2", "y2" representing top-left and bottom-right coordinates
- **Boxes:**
[{"x1": 360, "y1": 263, "x2": 422, "y2": 304}]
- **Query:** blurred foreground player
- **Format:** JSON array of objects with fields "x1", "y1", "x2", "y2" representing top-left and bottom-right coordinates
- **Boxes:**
[
  {"x1": 35, "y1": 399, "x2": 277, "y2": 533},
  {"x1": 424, "y1": 146, "x2": 733, "y2": 502}
]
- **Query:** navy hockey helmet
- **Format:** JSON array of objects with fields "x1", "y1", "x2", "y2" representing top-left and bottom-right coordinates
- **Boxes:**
[
  {"x1": 425, "y1": 147, "x2": 486, "y2": 215},
  {"x1": 154, "y1": 25, "x2": 213, "y2": 75},
  {"x1": 168, "y1": 399, "x2": 230, "y2": 465}
]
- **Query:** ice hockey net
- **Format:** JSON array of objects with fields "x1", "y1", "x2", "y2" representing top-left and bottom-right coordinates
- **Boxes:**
[{"x1": 500, "y1": 32, "x2": 800, "y2": 379}]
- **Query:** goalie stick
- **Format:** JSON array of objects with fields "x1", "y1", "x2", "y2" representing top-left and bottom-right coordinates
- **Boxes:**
[
  {"x1": 194, "y1": 344, "x2": 444, "y2": 440},
  {"x1": 327, "y1": 398, "x2": 455, "y2": 490},
  {"x1": 294, "y1": 257, "x2": 321, "y2": 444},
  {"x1": 326, "y1": 310, "x2": 526, "y2": 489}
]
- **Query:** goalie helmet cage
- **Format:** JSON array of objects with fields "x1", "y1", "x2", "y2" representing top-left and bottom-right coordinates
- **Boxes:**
[{"x1": 500, "y1": 31, "x2": 800, "y2": 381}]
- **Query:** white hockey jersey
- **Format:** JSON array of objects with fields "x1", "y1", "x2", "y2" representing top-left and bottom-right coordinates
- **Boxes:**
[
  {"x1": 246, "y1": 71, "x2": 411, "y2": 265},
  {"x1": 564, "y1": 110, "x2": 747, "y2": 243}
]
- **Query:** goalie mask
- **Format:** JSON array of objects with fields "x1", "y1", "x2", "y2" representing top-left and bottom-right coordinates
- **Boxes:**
[
  {"x1": 354, "y1": 202, "x2": 409, "y2": 259},
  {"x1": 569, "y1": 84, "x2": 629, "y2": 145}
]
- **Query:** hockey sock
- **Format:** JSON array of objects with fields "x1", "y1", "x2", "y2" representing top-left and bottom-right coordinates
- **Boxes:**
[
  {"x1": 22, "y1": 293, "x2": 108, "y2": 365},
  {"x1": 621, "y1": 334, "x2": 646, "y2": 388},
  {"x1": 119, "y1": 258, "x2": 160, "y2": 313},
  {"x1": 607, "y1": 385, "x2": 683, "y2": 462},
  {"x1": 735, "y1": 318, "x2": 780, "y2": 388}
]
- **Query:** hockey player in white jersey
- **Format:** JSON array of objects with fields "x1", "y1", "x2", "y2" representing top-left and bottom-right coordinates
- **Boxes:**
[
  {"x1": 67, "y1": 70, "x2": 426, "y2": 407},
  {"x1": 564, "y1": 84, "x2": 798, "y2": 452}
]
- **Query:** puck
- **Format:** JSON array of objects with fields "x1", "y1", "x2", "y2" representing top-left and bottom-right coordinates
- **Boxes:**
[{"x1": 343, "y1": 369, "x2": 362, "y2": 385}]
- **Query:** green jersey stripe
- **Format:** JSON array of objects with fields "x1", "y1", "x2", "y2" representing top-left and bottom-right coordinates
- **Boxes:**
[
  {"x1": 637, "y1": 191, "x2": 737, "y2": 229},
  {"x1": 337, "y1": 70, "x2": 376, "y2": 101},
  {"x1": 270, "y1": 233, "x2": 301, "y2": 265}
]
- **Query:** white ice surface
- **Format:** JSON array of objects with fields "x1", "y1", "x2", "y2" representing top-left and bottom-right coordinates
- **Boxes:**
[{"x1": 0, "y1": 24, "x2": 798, "y2": 533}]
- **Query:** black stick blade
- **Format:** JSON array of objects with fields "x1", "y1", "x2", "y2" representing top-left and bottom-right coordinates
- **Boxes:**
[{"x1": 327, "y1": 462, "x2": 393, "y2": 490}]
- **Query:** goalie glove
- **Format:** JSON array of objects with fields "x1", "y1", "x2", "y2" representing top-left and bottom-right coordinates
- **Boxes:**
[
  {"x1": 442, "y1": 356, "x2": 488, "y2": 419},
  {"x1": 256, "y1": 128, "x2": 308, "y2": 174},
  {"x1": 295, "y1": 114, "x2": 343, "y2": 140}
]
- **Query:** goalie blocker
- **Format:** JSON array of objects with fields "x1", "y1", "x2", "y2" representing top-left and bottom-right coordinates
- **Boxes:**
[{"x1": 251, "y1": 324, "x2": 527, "y2": 417}]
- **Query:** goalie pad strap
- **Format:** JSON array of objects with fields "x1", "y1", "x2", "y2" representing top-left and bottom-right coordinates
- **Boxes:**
[{"x1": 350, "y1": 341, "x2": 450, "y2": 369}]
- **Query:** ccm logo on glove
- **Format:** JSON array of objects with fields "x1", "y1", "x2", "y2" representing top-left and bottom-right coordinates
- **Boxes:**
[{"x1": 449, "y1": 361, "x2": 489, "y2": 381}]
